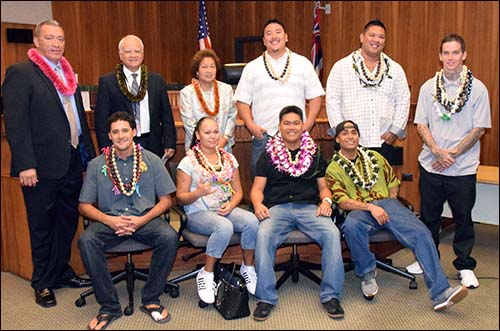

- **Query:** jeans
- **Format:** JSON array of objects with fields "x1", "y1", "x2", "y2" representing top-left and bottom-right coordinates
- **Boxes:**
[
  {"x1": 419, "y1": 164, "x2": 477, "y2": 270},
  {"x1": 78, "y1": 217, "x2": 178, "y2": 315},
  {"x1": 255, "y1": 203, "x2": 344, "y2": 305},
  {"x1": 250, "y1": 133, "x2": 270, "y2": 177},
  {"x1": 187, "y1": 207, "x2": 259, "y2": 258},
  {"x1": 341, "y1": 198, "x2": 450, "y2": 301}
]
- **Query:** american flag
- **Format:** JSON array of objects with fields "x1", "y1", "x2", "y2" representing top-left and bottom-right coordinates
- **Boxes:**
[
  {"x1": 311, "y1": 1, "x2": 324, "y2": 81},
  {"x1": 198, "y1": 0, "x2": 212, "y2": 50}
]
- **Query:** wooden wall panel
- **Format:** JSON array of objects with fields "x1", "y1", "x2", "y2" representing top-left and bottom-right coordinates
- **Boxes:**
[
  {"x1": 2, "y1": 1, "x2": 497, "y2": 189},
  {"x1": 47, "y1": 1, "x2": 497, "y2": 167},
  {"x1": 1, "y1": 22, "x2": 35, "y2": 86}
]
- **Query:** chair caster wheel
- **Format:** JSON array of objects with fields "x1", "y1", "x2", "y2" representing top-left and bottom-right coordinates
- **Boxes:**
[
  {"x1": 198, "y1": 300, "x2": 209, "y2": 308},
  {"x1": 169, "y1": 287, "x2": 179, "y2": 298},
  {"x1": 409, "y1": 280, "x2": 418, "y2": 289},
  {"x1": 363, "y1": 295, "x2": 375, "y2": 301},
  {"x1": 124, "y1": 306, "x2": 134, "y2": 316},
  {"x1": 75, "y1": 297, "x2": 86, "y2": 307}
]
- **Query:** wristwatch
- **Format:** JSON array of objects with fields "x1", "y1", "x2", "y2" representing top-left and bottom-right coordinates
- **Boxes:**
[{"x1": 322, "y1": 197, "x2": 333, "y2": 206}]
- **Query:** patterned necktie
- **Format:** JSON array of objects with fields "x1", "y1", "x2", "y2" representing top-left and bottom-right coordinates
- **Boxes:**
[
  {"x1": 130, "y1": 73, "x2": 139, "y2": 96},
  {"x1": 56, "y1": 66, "x2": 79, "y2": 148},
  {"x1": 130, "y1": 73, "x2": 141, "y2": 134}
]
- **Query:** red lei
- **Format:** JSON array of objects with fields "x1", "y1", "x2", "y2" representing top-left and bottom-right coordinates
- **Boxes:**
[{"x1": 27, "y1": 48, "x2": 77, "y2": 96}]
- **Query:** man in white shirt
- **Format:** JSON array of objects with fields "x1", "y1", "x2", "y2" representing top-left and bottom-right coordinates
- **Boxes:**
[
  {"x1": 234, "y1": 18, "x2": 325, "y2": 175},
  {"x1": 325, "y1": 19, "x2": 410, "y2": 164}
]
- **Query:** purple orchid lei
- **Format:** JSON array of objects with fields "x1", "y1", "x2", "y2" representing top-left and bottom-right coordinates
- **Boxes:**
[{"x1": 266, "y1": 131, "x2": 317, "y2": 177}]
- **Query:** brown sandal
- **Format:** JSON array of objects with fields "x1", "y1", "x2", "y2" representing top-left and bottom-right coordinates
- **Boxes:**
[{"x1": 87, "y1": 313, "x2": 121, "y2": 330}]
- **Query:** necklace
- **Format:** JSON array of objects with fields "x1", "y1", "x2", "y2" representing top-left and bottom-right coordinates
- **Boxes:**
[
  {"x1": 192, "y1": 78, "x2": 220, "y2": 117},
  {"x1": 333, "y1": 147, "x2": 379, "y2": 190},
  {"x1": 263, "y1": 48, "x2": 292, "y2": 83},
  {"x1": 351, "y1": 50, "x2": 392, "y2": 88},
  {"x1": 266, "y1": 131, "x2": 317, "y2": 177},
  {"x1": 433, "y1": 65, "x2": 473, "y2": 121},
  {"x1": 116, "y1": 64, "x2": 148, "y2": 103},
  {"x1": 102, "y1": 143, "x2": 147, "y2": 196},
  {"x1": 189, "y1": 144, "x2": 236, "y2": 184},
  {"x1": 27, "y1": 48, "x2": 77, "y2": 95}
]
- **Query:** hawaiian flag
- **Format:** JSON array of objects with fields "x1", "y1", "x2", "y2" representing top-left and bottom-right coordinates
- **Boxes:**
[
  {"x1": 197, "y1": 0, "x2": 212, "y2": 50},
  {"x1": 311, "y1": 1, "x2": 324, "y2": 81}
]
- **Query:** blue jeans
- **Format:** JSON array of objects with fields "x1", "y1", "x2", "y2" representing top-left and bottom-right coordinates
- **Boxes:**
[
  {"x1": 78, "y1": 217, "x2": 178, "y2": 316},
  {"x1": 187, "y1": 207, "x2": 259, "y2": 258},
  {"x1": 341, "y1": 198, "x2": 450, "y2": 301},
  {"x1": 251, "y1": 133, "x2": 270, "y2": 177},
  {"x1": 255, "y1": 203, "x2": 344, "y2": 305}
]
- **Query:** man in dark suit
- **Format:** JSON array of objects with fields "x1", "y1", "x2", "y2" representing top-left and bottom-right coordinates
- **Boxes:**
[
  {"x1": 2, "y1": 19, "x2": 96, "y2": 307},
  {"x1": 94, "y1": 34, "x2": 176, "y2": 159}
]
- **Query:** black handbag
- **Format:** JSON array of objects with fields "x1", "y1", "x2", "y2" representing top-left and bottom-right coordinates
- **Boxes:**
[{"x1": 214, "y1": 263, "x2": 250, "y2": 320}]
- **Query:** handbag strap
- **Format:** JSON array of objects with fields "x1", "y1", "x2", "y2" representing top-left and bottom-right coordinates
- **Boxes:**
[{"x1": 227, "y1": 262, "x2": 237, "y2": 283}]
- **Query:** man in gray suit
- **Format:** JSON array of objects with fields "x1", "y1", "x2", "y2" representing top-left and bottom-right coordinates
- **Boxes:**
[
  {"x1": 2, "y1": 19, "x2": 96, "y2": 307},
  {"x1": 94, "y1": 35, "x2": 176, "y2": 159}
]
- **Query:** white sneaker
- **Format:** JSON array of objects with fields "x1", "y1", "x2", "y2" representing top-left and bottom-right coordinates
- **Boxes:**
[
  {"x1": 196, "y1": 268, "x2": 216, "y2": 303},
  {"x1": 240, "y1": 264, "x2": 257, "y2": 295},
  {"x1": 406, "y1": 261, "x2": 423, "y2": 275},
  {"x1": 458, "y1": 269, "x2": 479, "y2": 288},
  {"x1": 432, "y1": 285, "x2": 468, "y2": 312}
]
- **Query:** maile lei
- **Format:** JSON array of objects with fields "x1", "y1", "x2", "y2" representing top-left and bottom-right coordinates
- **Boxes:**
[
  {"x1": 101, "y1": 143, "x2": 148, "y2": 197},
  {"x1": 433, "y1": 65, "x2": 473, "y2": 121},
  {"x1": 263, "y1": 48, "x2": 292, "y2": 83},
  {"x1": 188, "y1": 143, "x2": 235, "y2": 195},
  {"x1": 333, "y1": 147, "x2": 380, "y2": 190},
  {"x1": 266, "y1": 131, "x2": 317, "y2": 177},
  {"x1": 352, "y1": 49, "x2": 392, "y2": 88},
  {"x1": 192, "y1": 78, "x2": 220, "y2": 117},
  {"x1": 116, "y1": 63, "x2": 148, "y2": 103},
  {"x1": 27, "y1": 48, "x2": 77, "y2": 95}
]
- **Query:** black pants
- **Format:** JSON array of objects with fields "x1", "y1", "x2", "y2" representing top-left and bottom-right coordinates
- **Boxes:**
[
  {"x1": 22, "y1": 147, "x2": 83, "y2": 290},
  {"x1": 418, "y1": 164, "x2": 477, "y2": 270},
  {"x1": 371, "y1": 143, "x2": 403, "y2": 166}
]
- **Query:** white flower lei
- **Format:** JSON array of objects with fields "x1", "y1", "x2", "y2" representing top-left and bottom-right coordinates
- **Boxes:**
[
  {"x1": 351, "y1": 50, "x2": 392, "y2": 88},
  {"x1": 433, "y1": 65, "x2": 473, "y2": 121},
  {"x1": 333, "y1": 147, "x2": 380, "y2": 190},
  {"x1": 266, "y1": 131, "x2": 317, "y2": 177}
]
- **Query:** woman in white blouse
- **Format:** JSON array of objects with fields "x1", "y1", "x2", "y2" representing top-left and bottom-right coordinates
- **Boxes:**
[{"x1": 180, "y1": 49, "x2": 237, "y2": 152}]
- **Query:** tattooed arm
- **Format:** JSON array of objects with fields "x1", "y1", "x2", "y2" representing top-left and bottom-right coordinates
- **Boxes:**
[
  {"x1": 417, "y1": 123, "x2": 455, "y2": 172},
  {"x1": 450, "y1": 128, "x2": 485, "y2": 157},
  {"x1": 339, "y1": 198, "x2": 390, "y2": 225}
]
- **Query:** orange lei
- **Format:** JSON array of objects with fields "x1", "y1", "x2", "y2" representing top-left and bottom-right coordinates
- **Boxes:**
[{"x1": 192, "y1": 78, "x2": 220, "y2": 117}]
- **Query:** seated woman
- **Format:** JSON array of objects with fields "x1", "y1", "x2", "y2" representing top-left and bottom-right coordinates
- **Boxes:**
[
  {"x1": 176, "y1": 117, "x2": 258, "y2": 304},
  {"x1": 180, "y1": 49, "x2": 237, "y2": 152}
]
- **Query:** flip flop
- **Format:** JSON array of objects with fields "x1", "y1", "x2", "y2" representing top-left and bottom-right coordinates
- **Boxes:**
[
  {"x1": 140, "y1": 304, "x2": 172, "y2": 323},
  {"x1": 88, "y1": 313, "x2": 121, "y2": 330}
]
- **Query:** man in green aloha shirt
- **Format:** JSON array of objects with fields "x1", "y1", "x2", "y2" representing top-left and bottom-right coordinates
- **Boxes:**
[{"x1": 325, "y1": 120, "x2": 468, "y2": 312}]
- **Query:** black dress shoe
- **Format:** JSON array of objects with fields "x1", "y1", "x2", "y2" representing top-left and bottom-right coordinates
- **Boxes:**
[
  {"x1": 59, "y1": 276, "x2": 92, "y2": 288},
  {"x1": 35, "y1": 288, "x2": 57, "y2": 308}
]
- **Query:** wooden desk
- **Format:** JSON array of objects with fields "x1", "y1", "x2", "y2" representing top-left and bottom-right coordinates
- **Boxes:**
[
  {"x1": 442, "y1": 166, "x2": 499, "y2": 226},
  {"x1": 477, "y1": 165, "x2": 499, "y2": 185},
  {"x1": 1, "y1": 175, "x2": 86, "y2": 279}
]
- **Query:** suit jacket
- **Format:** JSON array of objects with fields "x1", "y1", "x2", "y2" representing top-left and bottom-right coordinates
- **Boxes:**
[
  {"x1": 94, "y1": 70, "x2": 176, "y2": 157},
  {"x1": 2, "y1": 60, "x2": 96, "y2": 179}
]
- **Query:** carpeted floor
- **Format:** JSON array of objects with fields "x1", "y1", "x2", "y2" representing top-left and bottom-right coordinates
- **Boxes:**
[{"x1": 1, "y1": 223, "x2": 498, "y2": 330}]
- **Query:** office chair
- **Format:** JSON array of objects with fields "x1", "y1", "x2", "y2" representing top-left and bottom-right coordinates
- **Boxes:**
[
  {"x1": 75, "y1": 218, "x2": 180, "y2": 315},
  {"x1": 339, "y1": 196, "x2": 418, "y2": 298},
  {"x1": 164, "y1": 161, "x2": 242, "y2": 308},
  {"x1": 274, "y1": 230, "x2": 323, "y2": 289}
]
